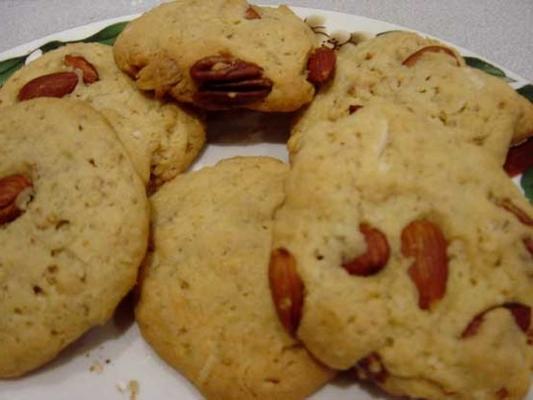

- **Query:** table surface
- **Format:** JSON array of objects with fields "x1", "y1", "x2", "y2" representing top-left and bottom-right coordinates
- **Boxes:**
[{"x1": 0, "y1": 0, "x2": 532, "y2": 81}]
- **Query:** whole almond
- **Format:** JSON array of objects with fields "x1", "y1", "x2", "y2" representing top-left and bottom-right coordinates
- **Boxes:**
[
  {"x1": 64, "y1": 54, "x2": 99, "y2": 84},
  {"x1": 461, "y1": 303, "x2": 531, "y2": 338},
  {"x1": 0, "y1": 175, "x2": 32, "y2": 225},
  {"x1": 496, "y1": 198, "x2": 533, "y2": 226},
  {"x1": 307, "y1": 47, "x2": 336, "y2": 85},
  {"x1": 403, "y1": 45, "x2": 460, "y2": 67},
  {"x1": 342, "y1": 223, "x2": 390, "y2": 276},
  {"x1": 401, "y1": 219, "x2": 449, "y2": 310},
  {"x1": 18, "y1": 72, "x2": 78, "y2": 101},
  {"x1": 269, "y1": 248, "x2": 304, "y2": 336}
]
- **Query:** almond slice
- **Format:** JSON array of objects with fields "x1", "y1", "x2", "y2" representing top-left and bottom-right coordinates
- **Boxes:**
[
  {"x1": 244, "y1": 5, "x2": 261, "y2": 20},
  {"x1": 0, "y1": 175, "x2": 32, "y2": 225},
  {"x1": 401, "y1": 219, "x2": 449, "y2": 310},
  {"x1": 342, "y1": 224, "x2": 390, "y2": 276},
  {"x1": 402, "y1": 45, "x2": 460, "y2": 67},
  {"x1": 64, "y1": 54, "x2": 99, "y2": 84},
  {"x1": 348, "y1": 105, "x2": 363, "y2": 114},
  {"x1": 496, "y1": 198, "x2": 533, "y2": 226},
  {"x1": 462, "y1": 303, "x2": 531, "y2": 338},
  {"x1": 18, "y1": 72, "x2": 78, "y2": 101},
  {"x1": 269, "y1": 248, "x2": 304, "y2": 336}
]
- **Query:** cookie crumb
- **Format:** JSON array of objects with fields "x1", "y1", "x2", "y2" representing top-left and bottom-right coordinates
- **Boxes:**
[
  {"x1": 116, "y1": 381, "x2": 127, "y2": 392},
  {"x1": 116, "y1": 380, "x2": 140, "y2": 399},
  {"x1": 89, "y1": 361, "x2": 103, "y2": 374},
  {"x1": 127, "y1": 380, "x2": 140, "y2": 400}
]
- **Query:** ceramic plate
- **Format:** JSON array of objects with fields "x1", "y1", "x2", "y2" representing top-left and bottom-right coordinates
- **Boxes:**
[{"x1": 0, "y1": 6, "x2": 531, "y2": 400}]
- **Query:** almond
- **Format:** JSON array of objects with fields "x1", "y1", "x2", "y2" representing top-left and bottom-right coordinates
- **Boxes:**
[
  {"x1": 342, "y1": 224, "x2": 390, "y2": 276},
  {"x1": 402, "y1": 45, "x2": 460, "y2": 67},
  {"x1": 496, "y1": 198, "x2": 533, "y2": 226},
  {"x1": 244, "y1": 5, "x2": 261, "y2": 20},
  {"x1": 504, "y1": 137, "x2": 533, "y2": 177},
  {"x1": 18, "y1": 72, "x2": 78, "y2": 101},
  {"x1": 64, "y1": 54, "x2": 99, "y2": 84},
  {"x1": 496, "y1": 388, "x2": 510, "y2": 400},
  {"x1": 401, "y1": 219, "x2": 449, "y2": 310},
  {"x1": 524, "y1": 237, "x2": 533, "y2": 257},
  {"x1": 461, "y1": 303, "x2": 531, "y2": 338},
  {"x1": 505, "y1": 303, "x2": 532, "y2": 333},
  {"x1": 0, "y1": 175, "x2": 32, "y2": 225},
  {"x1": 307, "y1": 47, "x2": 336, "y2": 85},
  {"x1": 269, "y1": 248, "x2": 304, "y2": 336},
  {"x1": 348, "y1": 105, "x2": 363, "y2": 114}
]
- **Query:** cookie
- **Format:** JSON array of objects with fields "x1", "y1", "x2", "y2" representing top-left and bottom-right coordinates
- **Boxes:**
[
  {"x1": 113, "y1": 0, "x2": 334, "y2": 112},
  {"x1": 136, "y1": 157, "x2": 334, "y2": 399},
  {"x1": 291, "y1": 32, "x2": 533, "y2": 164},
  {"x1": 0, "y1": 43, "x2": 205, "y2": 186},
  {"x1": 271, "y1": 100, "x2": 533, "y2": 399},
  {"x1": 0, "y1": 98, "x2": 149, "y2": 377}
]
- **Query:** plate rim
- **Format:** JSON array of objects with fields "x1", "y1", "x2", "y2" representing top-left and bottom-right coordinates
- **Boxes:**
[{"x1": 0, "y1": 6, "x2": 529, "y2": 89}]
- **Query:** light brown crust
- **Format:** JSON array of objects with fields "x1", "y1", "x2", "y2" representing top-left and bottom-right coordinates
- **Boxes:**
[
  {"x1": 113, "y1": 0, "x2": 318, "y2": 112},
  {"x1": 0, "y1": 99, "x2": 149, "y2": 377},
  {"x1": 274, "y1": 100, "x2": 533, "y2": 399},
  {"x1": 137, "y1": 157, "x2": 334, "y2": 399},
  {"x1": 0, "y1": 43, "x2": 205, "y2": 187}
]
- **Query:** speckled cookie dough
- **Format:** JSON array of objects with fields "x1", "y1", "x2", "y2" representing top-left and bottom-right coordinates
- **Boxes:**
[
  {"x1": 137, "y1": 157, "x2": 334, "y2": 400},
  {"x1": 113, "y1": 0, "x2": 326, "y2": 112},
  {"x1": 290, "y1": 32, "x2": 533, "y2": 164},
  {"x1": 272, "y1": 100, "x2": 533, "y2": 400},
  {"x1": 0, "y1": 43, "x2": 205, "y2": 186},
  {"x1": 0, "y1": 99, "x2": 149, "y2": 378}
]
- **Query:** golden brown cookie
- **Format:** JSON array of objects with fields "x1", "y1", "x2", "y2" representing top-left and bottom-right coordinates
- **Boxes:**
[
  {"x1": 291, "y1": 32, "x2": 533, "y2": 164},
  {"x1": 272, "y1": 100, "x2": 533, "y2": 400},
  {"x1": 0, "y1": 98, "x2": 149, "y2": 377},
  {"x1": 137, "y1": 157, "x2": 334, "y2": 400},
  {"x1": 0, "y1": 43, "x2": 205, "y2": 186},
  {"x1": 113, "y1": 0, "x2": 335, "y2": 111}
]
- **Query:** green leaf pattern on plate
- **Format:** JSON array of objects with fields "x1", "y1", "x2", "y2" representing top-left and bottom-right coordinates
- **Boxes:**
[
  {"x1": 516, "y1": 84, "x2": 533, "y2": 103},
  {"x1": 376, "y1": 30, "x2": 402, "y2": 37},
  {"x1": 521, "y1": 168, "x2": 533, "y2": 203},
  {"x1": 0, "y1": 21, "x2": 128, "y2": 86},
  {"x1": 464, "y1": 56, "x2": 510, "y2": 80},
  {"x1": 0, "y1": 56, "x2": 26, "y2": 85},
  {"x1": 515, "y1": 86, "x2": 533, "y2": 197},
  {"x1": 79, "y1": 21, "x2": 129, "y2": 44}
]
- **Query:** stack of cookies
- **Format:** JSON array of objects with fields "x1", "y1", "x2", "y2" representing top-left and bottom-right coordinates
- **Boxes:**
[{"x1": 0, "y1": 1, "x2": 531, "y2": 400}]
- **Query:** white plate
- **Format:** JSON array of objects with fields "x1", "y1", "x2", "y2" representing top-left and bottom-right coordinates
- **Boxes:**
[{"x1": 0, "y1": 6, "x2": 531, "y2": 400}]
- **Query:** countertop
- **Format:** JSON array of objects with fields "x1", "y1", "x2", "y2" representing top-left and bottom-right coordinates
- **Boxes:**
[{"x1": 1, "y1": 0, "x2": 532, "y2": 81}]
